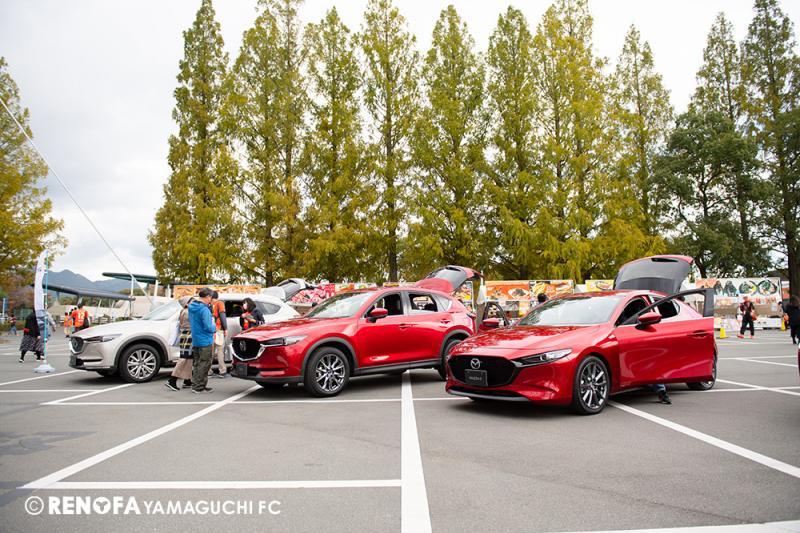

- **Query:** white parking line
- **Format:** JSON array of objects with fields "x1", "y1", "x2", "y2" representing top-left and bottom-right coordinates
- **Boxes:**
[
  {"x1": 609, "y1": 401, "x2": 800, "y2": 479},
  {"x1": 42, "y1": 383, "x2": 135, "y2": 405},
  {"x1": 0, "y1": 389, "x2": 95, "y2": 393},
  {"x1": 0, "y1": 370, "x2": 80, "y2": 386},
  {"x1": 555, "y1": 518, "x2": 800, "y2": 532},
  {"x1": 716, "y1": 379, "x2": 800, "y2": 397},
  {"x1": 21, "y1": 385, "x2": 260, "y2": 490},
  {"x1": 401, "y1": 372, "x2": 432, "y2": 533},
  {"x1": 234, "y1": 398, "x2": 399, "y2": 405},
  {"x1": 736, "y1": 358, "x2": 798, "y2": 368},
  {"x1": 719, "y1": 355, "x2": 796, "y2": 359},
  {"x1": 35, "y1": 480, "x2": 402, "y2": 490},
  {"x1": 46, "y1": 401, "x2": 219, "y2": 406}
]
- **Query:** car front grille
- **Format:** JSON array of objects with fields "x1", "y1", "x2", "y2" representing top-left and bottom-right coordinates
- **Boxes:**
[
  {"x1": 70, "y1": 337, "x2": 85, "y2": 354},
  {"x1": 232, "y1": 338, "x2": 262, "y2": 361},
  {"x1": 448, "y1": 355, "x2": 517, "y2": 387}
]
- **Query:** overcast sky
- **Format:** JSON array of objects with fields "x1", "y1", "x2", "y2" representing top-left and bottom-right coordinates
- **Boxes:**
[{"x1": 1, "y1": 0, "x2": 798, "y2": 282}]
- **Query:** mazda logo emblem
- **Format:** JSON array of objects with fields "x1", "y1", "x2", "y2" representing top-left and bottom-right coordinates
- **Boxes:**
[
  {"x1": 239, "y1": 340, "x2": 247, "y2": 352},
  {"x1": 470, "y1": 358, "x2": 481, "y2": 370}
]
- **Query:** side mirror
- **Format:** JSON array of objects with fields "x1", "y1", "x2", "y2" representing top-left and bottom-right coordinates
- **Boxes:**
[
  {"x1": 637, "y1": 312, "x2": 662, "y2": 327},
  {"x1": 482, "y1": 318, "x2": 501, "y2": 329},
  {"x1": 368, "y1": 308, "x2": 389, "y2": 321}
]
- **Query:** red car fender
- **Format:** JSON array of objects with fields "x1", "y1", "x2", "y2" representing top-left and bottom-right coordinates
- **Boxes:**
[{"x1": 299, "y1": 335, "x2": 358, "y2": 376}]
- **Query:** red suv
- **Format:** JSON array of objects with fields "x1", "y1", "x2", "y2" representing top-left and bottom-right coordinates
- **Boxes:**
[{"x1": 231, "y1": 266, "x2": 481, "y2": 396}]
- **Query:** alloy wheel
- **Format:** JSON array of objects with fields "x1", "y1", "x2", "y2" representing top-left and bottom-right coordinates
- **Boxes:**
[
  {"x1": 127, "y1": 349, "x2": 157, "y2": 380},
  {"x1": 315, "y1": 353, "x2": 346, "y2": 393},
  {"x1": 579, "y1": 361, "x2": 608, "y2": 410}
]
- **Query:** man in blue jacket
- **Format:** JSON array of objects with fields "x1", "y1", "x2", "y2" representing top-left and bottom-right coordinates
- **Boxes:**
[{"x1": 188, "y1": 288, "x2": 217, "y2": 393}]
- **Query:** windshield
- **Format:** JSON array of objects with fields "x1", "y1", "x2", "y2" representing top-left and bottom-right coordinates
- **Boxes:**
[
  {"x1": 517, "y1": 296, "x2": 624, "y2": 326},
  {"x1": 305, "y1": 292, "x2": 374, "y2": 319},
  {"x1": 140, "y1": 301, "x2": 180, "y2": 321}
]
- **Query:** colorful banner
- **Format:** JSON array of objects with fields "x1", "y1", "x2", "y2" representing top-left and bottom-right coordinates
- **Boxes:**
[
  {"x1": 695, "y1": 277, "x2": 783, "y2": 317},
  {"x1": 173, "y1": 285, "x2": 262, "y2": 299},
  {"x1": 485, "y1": 280, "x2": 574, "y2": 317},
  {"x1": 586, "y1": 279, "x2": 613, "y2": 292}
]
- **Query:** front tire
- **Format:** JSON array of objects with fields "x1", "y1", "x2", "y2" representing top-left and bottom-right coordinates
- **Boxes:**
[
  {"x1": 687, "y1": 357, "x2": 717, "y2": 391},
  {"x1": 571, "y1": 356, "x2": 610, "y2": 415},
  {"x1": 437, "y1": 337, "x2": 463, "y2": 380},
  {"x1": 304, "y1": 347, "x2": 350, "y2": 397},
  {"x1": 118, "y1": 344, "x2": 161, "y2": 383}
]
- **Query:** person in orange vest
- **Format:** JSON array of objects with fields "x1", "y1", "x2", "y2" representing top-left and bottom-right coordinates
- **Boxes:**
[
  {"x1": 209, "y1": 291, "x2": 229, "y2": 379},
  {"x1": 70, "y1": 303, "x2": 91, "y2": 332},
  {"x1": 63, "y1": 311, "x2": 73, "y2": 337}
]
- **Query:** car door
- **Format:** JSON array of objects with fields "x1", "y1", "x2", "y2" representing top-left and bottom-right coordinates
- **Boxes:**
[
  {"x1": 614, "y1": 295, "x2": 676, "y2": 388},
  {"x1": 402, "y1": 291, "x2": 450, "y2": 362},
  {"x1": 478, "y1": 301, "x2": 510, "y2": 332},
  {"x1": 615, "y1": 294, "x2": 714, "y2": 388},
  {"x1": 354, "y1": 292, "x2": 412, "y2": 368}
]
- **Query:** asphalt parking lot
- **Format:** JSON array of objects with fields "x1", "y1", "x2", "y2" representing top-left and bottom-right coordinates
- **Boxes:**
[{"x1": 0, "y1": 331, "x2": 798, "y2": 533}]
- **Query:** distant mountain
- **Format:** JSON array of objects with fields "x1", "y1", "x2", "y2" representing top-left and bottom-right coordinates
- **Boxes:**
[{"x1": 46, "y1": 270, "x2": 131, "y2": 293}]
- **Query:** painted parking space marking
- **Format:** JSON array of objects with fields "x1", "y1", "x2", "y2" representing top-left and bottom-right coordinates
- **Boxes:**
[
  {"x1": 0, "y1": 370, "x2": 80, "y2": 386},
  {"x1": 609, "y1": 401, "x2": 800, "y2": 480},
  {"x1": 716, "y1": 379, "x2": 800, "y2": 397},
  {"x1": 735, "y1": 358, "x2": 798, "y2": 368},
  {"x1": 41, "y1": 383, "x2": 135, "y2": 405},
  {"x1": 557, "y1": 518, "x2": 800, "y2": 532},
  {"x1": 34, "y1": 479, "x2": 401, "y2": 490},
  {"x1": 0, "y1": 389, "x2": 96, "y2": 393},
  {"x1": 21, "y1": 385, "x2": 260, "y2": 489},
  {"x1": 401, "y1": 372, "x2": 432, "y2": 533}
]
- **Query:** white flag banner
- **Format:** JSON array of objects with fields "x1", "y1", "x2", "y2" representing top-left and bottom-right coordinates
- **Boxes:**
[{"x1": 33, "y1": 250, "x2": 47, "y2": 313}]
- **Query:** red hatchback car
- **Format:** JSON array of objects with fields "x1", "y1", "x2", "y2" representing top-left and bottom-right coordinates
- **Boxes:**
[
  {"x1": 231, "y1": 266, "x2": 481, "y2": 396},
  {"x1": 446, "y1": 256, "x2": 717, "y2": 414}
]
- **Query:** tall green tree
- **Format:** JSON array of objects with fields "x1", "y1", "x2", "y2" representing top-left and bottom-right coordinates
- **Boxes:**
[
  {"x1": 149, "y1": 0, "x2": 237, "y2": 284},
  {"x1": 611, "y1": 26, "x2": 672, "y2": 241},
  {"x1": 301, "y1": 8, "x2": 373, "y2": 281},
  {"x1": 405, "y1": 5, "x2": 487, "y2": 278},
  {"x1": 226, "y1": 0, "x2": 307, "y2": 285},
  {"x1": 359, "y1": 0, "x2": 419, "y2": 282},
  {"x1": 532, "y1": 0, "x2": 642, "y2": 281},
  {"x1": 741, "y1": 0, "x2": 800, "y2": 296},
  {"x1": 658, "y1": 111, "x2": 760, "y2": 277},
  {"x1": 0, "y1": 57, "x2": 64, "y2": 292},
  {"x1": 484, "y1": 7, "x2": 542, "y2": 280},
  {"x1": 691, "y1": 12, "x2": 765, "y2": 274}
]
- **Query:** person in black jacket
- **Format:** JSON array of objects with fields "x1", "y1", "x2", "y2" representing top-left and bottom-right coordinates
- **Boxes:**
[
  {"x1": 239, "y1": 298, "x2": 265, "y2": 330},
  {"x1": 737, "y1": 295, "x2": 756, "y2": 339},
  {"x1": 18, "y1": 312, "x2": 44, "y2": 362},
  {"x1": 785, "y1": 295, "x2": 800, "y2": 344}
]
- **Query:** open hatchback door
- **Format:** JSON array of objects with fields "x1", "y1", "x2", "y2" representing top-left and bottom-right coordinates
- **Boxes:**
[
  {"x1": 415, "y1": 265, "x2": 483, "y2": 294},
  {"x1": 614, "y1": 255, "x2": 693, "y2": 295},
  {"x1": 263, "y1": 278, "x2": 316, "y2": 302}
]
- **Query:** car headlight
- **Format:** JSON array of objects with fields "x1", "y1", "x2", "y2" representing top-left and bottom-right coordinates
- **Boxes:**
[
  {"x1": 516, "y1": 348, "x2": 572, "y2": 366},
  {"x1": 262, "y1": 335, "x2": 307, "y2": 347},
  {"x1": 84, "y1": 334, "x2": 121, "y2": 343}
]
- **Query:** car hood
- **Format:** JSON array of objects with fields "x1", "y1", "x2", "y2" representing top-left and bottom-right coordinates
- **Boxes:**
[
  {"x1": 453, "y1": 324, "x2": 606, "y2": 355},
  {"x1": 234, "y1": 317, "x2": 349, "y2": 340},
  {"x1": 71, "y1": 318, "x2": 172, "y2": 338}
]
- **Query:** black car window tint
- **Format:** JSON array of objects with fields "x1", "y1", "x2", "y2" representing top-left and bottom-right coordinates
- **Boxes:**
[
  {"x1": 372, "y1": 293, "x2": 404, "y2": 316},
  {"x1": 655, "y1": 299, "x2": 680, "y2": 319},
  {"x1": 618, "y1": 297, "x2": 648, "y2": 325},
  {"x1": 225, "y1": 301, "x2": 244, "y2": 318},
  {"x1": 409, "y1": 293, "x2": 438, "y2": 313}
]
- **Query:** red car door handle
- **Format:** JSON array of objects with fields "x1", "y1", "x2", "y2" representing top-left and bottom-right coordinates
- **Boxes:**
[
  {"x1": 690, "y1": 331, "x2": 708, "y2": 338},
  {"x1": 440, "y1": 319, "x2": 451, "y2": 324},
  {"x1": 399, "y1": 323, "x2": 413, "y2": 329}
]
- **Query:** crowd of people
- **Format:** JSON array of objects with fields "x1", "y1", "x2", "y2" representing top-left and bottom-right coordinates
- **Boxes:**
[{"x1": 165, "y1": 289, "x2": 264, "y2": 394}]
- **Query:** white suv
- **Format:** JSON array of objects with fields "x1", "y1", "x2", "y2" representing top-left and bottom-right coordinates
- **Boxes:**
[{"x1": 69, "y1": 293, "x2": 299, "y2": 382}]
